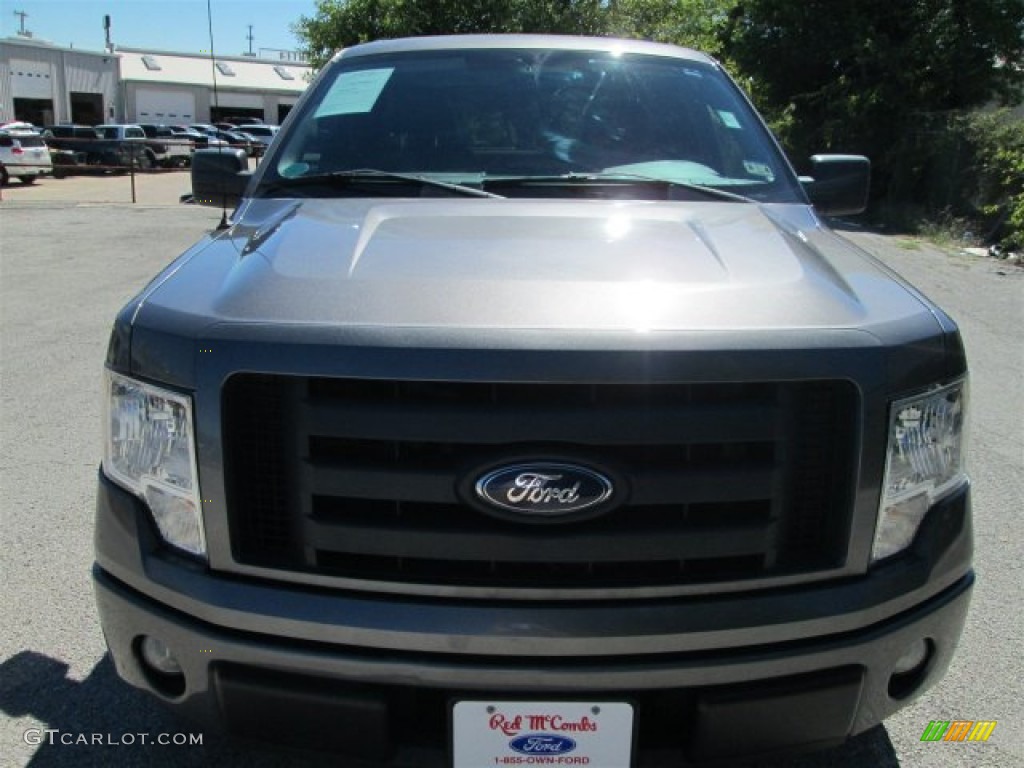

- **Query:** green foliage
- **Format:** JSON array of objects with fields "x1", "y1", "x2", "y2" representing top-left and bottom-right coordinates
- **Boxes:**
[
  {"x1": 295, "y1": 0, "x2": 607, "y2": 69},
  {"x1": 843, "y1": 109, "x2": 1024, "y2": 247},
  {"x1": 963, "y1": 110, "x2": 1024, "y2": 246},
  {"x1": 719, "y1": 0, "x2": 1024, "y2": 191},
  {"x1": 606, "y1": 0, "x2": 733, "y2": 55},
  {"x1": 294, "y1": 0, "x2": 740, "y2": 70}
]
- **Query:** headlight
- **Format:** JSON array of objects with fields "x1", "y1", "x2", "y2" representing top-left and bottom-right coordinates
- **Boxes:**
[
  {"x1": 103, "y1": 370, "x2": 206, "y2": 558},
  {"x1": 873, "y1": 379, "x2": 967, "y2": 562}
]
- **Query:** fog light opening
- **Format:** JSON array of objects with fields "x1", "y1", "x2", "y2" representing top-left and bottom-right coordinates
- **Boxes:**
[
  {"x1": 888, "y1": 638, "x2": 934, "y2": 700},
  {"x1": 136, "y1": 635, "x2": 187, "y2": 697}
]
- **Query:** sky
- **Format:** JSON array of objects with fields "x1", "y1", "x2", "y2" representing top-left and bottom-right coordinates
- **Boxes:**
[{"x1": 1, "y1": 0, "x2": 319, "y2": 57}]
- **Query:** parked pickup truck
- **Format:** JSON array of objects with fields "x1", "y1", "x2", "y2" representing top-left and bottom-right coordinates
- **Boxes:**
[
  {"x1": 138, "y1": 124, "x2": 193, "y2": 168},
  {"x1": 96, "y1": 35, "x2": 972, "y2": 767},
  {"x1": 94, "y1": 124, "x2": 161, "y2": 169},
  {"x1": 43, "y1": 123, "x2": 157, "y2": 173}
]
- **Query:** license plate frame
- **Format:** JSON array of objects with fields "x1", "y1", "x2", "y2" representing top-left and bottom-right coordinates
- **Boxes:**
[{"x1": 450, "y1": 699, "x2": 635, "y2": 767}]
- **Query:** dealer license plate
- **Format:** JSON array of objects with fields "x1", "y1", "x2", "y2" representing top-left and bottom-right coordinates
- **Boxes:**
[{"x1": 452, "y1": 701, "x2": 633, "y2": 768}]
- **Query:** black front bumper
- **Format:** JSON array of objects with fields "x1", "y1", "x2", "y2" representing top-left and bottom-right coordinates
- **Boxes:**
[{"x1": 93, "y1": 475, "x2": 973, "y2": 765}]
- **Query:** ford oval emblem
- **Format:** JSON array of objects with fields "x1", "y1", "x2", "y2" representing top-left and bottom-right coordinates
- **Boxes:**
[
  {"x1": 509, "y1": 734, "x2": 578, "y2": 755},
  {"x1": 474, "y1": 462, "x2": 614, "y2": 519}
]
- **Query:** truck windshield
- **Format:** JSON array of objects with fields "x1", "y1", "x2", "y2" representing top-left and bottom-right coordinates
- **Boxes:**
[{"x1": 262, "y1": 47, "x2": 803, "y2": 202}]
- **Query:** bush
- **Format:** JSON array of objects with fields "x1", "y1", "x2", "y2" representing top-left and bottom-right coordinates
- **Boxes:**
[
  {"x1": 863, "y1": 109, "x2": 1023, "y2": 249},
  {"x1": 962, "y1": 110, "x2": 1024, "y2": 248}
]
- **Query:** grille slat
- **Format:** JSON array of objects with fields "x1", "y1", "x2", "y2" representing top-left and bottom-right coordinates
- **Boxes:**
[
  {"x1": 629, "y1": 467, "x2": 774, "y2": 505},
  {"x1": 307, "y1": 463, "x2": 457, "y2": 503},
  {"x1": 301, "y1": 399, "x2": 779, "y2": 445},
  {"x1": 303, "y1": 520, "x2": 773, "y2": 562},
  {"x1": 223, "y1": 375, "x2": 856, "y2": 593}
]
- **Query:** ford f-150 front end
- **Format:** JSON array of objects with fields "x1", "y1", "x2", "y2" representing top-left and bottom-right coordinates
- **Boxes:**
[{"x1": 94, "y1": 35, "x2": 971, "y2": 766}]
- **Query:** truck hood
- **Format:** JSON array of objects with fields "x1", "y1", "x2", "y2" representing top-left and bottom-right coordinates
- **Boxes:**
[{"x1": 144, "y1": 197, "x2": 936, "y2": 337}]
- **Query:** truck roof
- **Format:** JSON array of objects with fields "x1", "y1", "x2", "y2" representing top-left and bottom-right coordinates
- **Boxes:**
[{"x1": 333, "y1": 34, "x2": 715, "y2": 65}]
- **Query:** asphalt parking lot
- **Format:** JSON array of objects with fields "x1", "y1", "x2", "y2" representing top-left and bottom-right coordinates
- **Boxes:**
[{"x1": 0, "y1": 177, "x2": 1022, "y2": 767}]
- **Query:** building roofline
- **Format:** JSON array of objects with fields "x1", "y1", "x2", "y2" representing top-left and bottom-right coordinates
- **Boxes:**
[
  {"x1": 1, "y1": 36, "x2": 113, "y2": 59},
  {"x1": 2, "y1": 37, "x2": 308, "y2": 66},
  {"x1": 116, "y1": 45, "x2": 308, "y2": 65}
]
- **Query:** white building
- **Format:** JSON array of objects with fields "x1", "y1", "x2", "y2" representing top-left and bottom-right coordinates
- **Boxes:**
[
  {"x1": 1, "y1": 36, "x2": 311, "y2": 127},
  {"x1": 0, "y1": 37, "x2": 118, "y2": 125},
  {"x1": 118, "y1": 47, "x2": 310, "y2": 125}
]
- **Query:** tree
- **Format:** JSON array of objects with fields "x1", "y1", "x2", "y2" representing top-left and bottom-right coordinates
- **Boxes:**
[
  {"x1": 294, "y1": 0, "x2": 738, "y2": 69},
  {"x1": 719, "y1": 0, "x2": 1024, "y2": 201},
  {"x1": 607, "y1": 0, "x2": 735, "y2": 55},
  {"x1": 295, "y1": 0, "x2": 607, "y2": 69}
]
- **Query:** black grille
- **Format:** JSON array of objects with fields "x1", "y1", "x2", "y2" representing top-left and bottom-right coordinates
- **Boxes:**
[{"x1": 223, "y1": 375, "x2": 857, "y2": 591}]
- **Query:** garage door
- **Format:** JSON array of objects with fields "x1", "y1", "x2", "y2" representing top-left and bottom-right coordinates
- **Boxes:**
[
  {"x1": 135, "y1": 88, "x2": 196, "y2": 123},
  {"x1": 10, "y1": 59, "x2": 54, "y2": 99}
]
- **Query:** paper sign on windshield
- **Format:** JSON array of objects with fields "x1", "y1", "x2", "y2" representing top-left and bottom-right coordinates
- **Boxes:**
[{"x1": 314, "y1": 68, "x2": 394, "y2": 117}]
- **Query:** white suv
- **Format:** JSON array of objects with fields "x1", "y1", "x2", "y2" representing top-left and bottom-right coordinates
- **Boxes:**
[{"x1": 0, "y1": 126, "x2": 53, "y2": 185}]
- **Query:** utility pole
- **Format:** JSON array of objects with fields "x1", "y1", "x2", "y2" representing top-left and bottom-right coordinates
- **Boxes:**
[
  {"x1": 246, "y1": 25, "x2": 255, "y2": 56},
  {"x1": 14, "y1": 9, "x2": 32, "y2": 37}
]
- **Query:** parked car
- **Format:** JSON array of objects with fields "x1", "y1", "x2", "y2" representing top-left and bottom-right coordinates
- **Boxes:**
[
  {"x1": 0, "y1": 126, "x2": 53, "y2": 184},
  {"x1": 235, "y1": 123, "x2": 279, "y2": 152},
  {"x1": 170, "y1": 126, "x2": 228, "y2": 149},
  {"x1": 229, "y1": 129, "x2": 265, "y2": 158},
  {"x1": 100, "y1": 35, "x2": 973, "y2": 766},
  {"x1": 206, "y1": 128, "x2": 259, "y2": 158},
  {"x1": 138, "y1": 124, "x2": 193, "y2": 168},
  {"x1": 42, "y1": 124, "x2": 98, "y2": 145},
  {"x1": 191, "y1": 125, "x2": 253, "y2": 153},
  {"x1": 42, "y1": 124, "x2": 97, "y2": 175},
  {"x1": 0, "y1": 120, "x2": 42, "y2": 134},
  {"x1": 215, "y1": 117, "x2": 264, "y2": 130}
]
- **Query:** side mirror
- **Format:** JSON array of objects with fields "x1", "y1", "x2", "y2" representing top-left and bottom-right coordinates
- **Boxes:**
[
  {"x1": 191, "y1": 148, "x2": 251, "y2": 208},
  {"x1": 801, "y1": 155, "x2": 870, "y2": 217}
]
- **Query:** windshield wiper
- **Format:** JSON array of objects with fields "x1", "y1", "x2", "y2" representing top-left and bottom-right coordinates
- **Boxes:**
[
  {"x1": 484, "y1": 173, "x2": 756, "y2": 203},
  {"x1": 258, "y1": 169, "x2": 503, "y2": 199}
]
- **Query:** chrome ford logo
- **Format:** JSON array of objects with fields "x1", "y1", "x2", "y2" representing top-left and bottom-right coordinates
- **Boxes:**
[
  {"x1": 474, "y1": 463, "x2": 614, "y2": 518},
  {"x1": 509, "y1": 734, "x2": 578, "y2": 755}
]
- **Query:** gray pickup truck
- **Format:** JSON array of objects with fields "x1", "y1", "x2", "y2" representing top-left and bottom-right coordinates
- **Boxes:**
[
  {"x1": 137, "y1": 123, "x2": 194, "y2": 168},
  {"x1": 95, "y1": 35, "x2": 972, "y2": 766},
  {"x1": 45, "y1": 123, "x2": 158, "y2": 173}
]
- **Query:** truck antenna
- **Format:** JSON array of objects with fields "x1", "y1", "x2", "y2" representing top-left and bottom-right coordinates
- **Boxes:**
[{"x1": 206, "y1": 0, "x2": 229, "y2": 230}]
